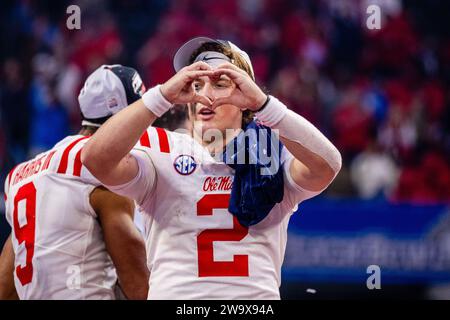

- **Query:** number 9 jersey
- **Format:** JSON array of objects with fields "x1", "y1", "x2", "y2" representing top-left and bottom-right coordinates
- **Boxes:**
[
  {"x1": 3, "y1": 135, "x2": 117, "y2": 300},
  {"x1": 107, "y1": 127, "x2": 322, "y2": 300}
]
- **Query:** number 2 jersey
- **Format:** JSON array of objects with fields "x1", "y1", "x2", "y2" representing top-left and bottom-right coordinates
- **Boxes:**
[
  {"x1": 4, "y1": 135, "x2": 117, "y2": 299},
  {"x1": 107, "y1": 127, "x2": 321, "y2": 300}
]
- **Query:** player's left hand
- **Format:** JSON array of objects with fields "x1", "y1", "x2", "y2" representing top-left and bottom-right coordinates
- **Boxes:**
[{"x1": 210, "y1": 63, "x2": 267, "y2": 111}]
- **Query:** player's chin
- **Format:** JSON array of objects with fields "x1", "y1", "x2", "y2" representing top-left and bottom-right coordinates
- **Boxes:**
[
  {"x1": 195, "y1": 118, "x2": 222, "y2": 135},
  {"x1": 195, "y1": 119, "x2": 214, "y2": 131}
]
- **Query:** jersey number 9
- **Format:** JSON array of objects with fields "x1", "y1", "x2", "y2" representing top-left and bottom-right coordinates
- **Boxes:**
[{"x1": 13, "y1": 182, "x2": 37, "y2": 286}]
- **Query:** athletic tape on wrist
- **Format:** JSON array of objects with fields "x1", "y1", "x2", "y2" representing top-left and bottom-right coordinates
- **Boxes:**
[
  {"x1": 141, "y1": 85, "x2": 172, "y2": 117},
  {"x1": 255, "y1": 95, "x2": 288, "y2": 127},
  {"x1": 256, "y1": 95, "x2": 342, "y2": 174}
]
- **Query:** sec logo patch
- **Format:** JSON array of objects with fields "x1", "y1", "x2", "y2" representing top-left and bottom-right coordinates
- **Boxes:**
[{"x1": 173, "y1": 155, "x2": 197, "y2": 175}]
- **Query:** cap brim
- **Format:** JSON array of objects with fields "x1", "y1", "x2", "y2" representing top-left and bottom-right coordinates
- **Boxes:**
[{"x1": 173, "y1": 36, "x2": 221, "y2": 72}]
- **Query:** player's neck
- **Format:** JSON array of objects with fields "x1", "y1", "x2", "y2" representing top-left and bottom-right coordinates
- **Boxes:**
[{"x1": 78, "y1": 127, "x2": 98, "y2": 136}]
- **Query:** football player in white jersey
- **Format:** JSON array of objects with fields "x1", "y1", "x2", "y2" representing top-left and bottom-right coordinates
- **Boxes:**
[
  {"x1": 82, "y1": 37, "x2": 342, "y2": 299},
  {"x1": 0, "y1": 65, "x2": 149, "y2": 300}
]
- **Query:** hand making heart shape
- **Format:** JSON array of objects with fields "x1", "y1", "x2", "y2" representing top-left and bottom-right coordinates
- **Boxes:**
[
  {"x1": 159, "y1": 61, "x2": 215, "y2": 106},
  {"x1": 160, "y1": 61, "x2": 267, "y2": 112},
  {"x1": 210, "y1": 62, "x2": 267, "y2": 112}
]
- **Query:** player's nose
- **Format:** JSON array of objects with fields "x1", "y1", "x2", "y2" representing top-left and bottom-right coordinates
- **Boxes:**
[{"x1": 198, "y1": 82, "x2": 216, "y2": 102}]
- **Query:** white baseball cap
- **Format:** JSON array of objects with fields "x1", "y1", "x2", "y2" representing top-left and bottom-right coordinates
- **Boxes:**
[
  {"x1": 173, "y1": 36, "x2": 255, "y2": 79},
  {"x1": 78, "y1": 64, "x2": 145, "y2": 124}
]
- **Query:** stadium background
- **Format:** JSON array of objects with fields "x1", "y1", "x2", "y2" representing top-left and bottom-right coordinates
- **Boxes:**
[{"x1": 0, "y1": 0, "x2": 449, "y2": 299}]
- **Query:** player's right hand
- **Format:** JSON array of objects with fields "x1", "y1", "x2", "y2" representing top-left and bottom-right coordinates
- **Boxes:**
[{"x1": 160, "y1": 61, "x2": 214, "y2": 106}]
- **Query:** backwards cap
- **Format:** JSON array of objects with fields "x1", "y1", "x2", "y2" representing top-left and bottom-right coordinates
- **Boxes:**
[
  {"x1": 173, "y1": 36, "x2": 255, "y2": 79},
  {"x1": 78, "y1": 64, "x2": 146, "y2": 125}
]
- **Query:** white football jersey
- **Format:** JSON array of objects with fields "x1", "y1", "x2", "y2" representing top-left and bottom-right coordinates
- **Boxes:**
[
  {"x1": 108, "y1": 127, "x2": 320, "y2": 300},
  {"x1": 4, "y1": 135, "x2": 117, "y2": 300}
]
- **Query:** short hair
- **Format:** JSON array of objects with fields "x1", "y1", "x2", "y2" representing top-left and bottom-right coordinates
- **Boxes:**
[{"x1": 189, "y1": 42, "x2": 255, "y2": 128}]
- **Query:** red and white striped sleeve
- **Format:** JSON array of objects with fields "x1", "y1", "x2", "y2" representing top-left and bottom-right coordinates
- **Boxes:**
[
  {"x1": 105, "y1": 127, "x2": 170, "y2": 206},
  {"x1": 3, "y1": 165, "x2": 17, "y2": 226},
  {"x1": 53, "y1": 136, "x2": 101, "y2": 186}
]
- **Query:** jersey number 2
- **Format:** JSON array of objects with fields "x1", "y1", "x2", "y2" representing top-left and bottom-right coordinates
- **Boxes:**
[
  {"x1": 197, "y1": 194, "x2": 249, "y2": 277},
  {"x1": 13, "y1": 182, "x2": 37, "y2": 286}
]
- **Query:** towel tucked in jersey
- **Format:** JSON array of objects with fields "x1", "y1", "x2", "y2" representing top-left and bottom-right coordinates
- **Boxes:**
[{"x1": 222, "y1": 120, "x2": 284, "y2": 227}]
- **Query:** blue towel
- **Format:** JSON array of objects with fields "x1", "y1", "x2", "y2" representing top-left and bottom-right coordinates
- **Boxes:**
[{"x1": 222, "y1": 121, "x2": 284, "y2": 227}]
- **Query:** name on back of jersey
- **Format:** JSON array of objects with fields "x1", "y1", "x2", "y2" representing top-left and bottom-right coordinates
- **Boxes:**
[{"x1": 11, "y1": 150, "x2": 56, "y2": 186}]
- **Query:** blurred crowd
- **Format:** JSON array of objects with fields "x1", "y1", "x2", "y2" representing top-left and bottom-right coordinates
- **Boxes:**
[{"x1": 0, "y1": 0, "x2": 449, "y2": 203}]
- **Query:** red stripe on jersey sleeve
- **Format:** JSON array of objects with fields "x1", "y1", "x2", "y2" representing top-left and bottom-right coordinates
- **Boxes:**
[
  {"x1": 156, "y1": 127, "x2": 170, "y2": 153},
  {"x1": 139, "y1": 131, "x2": 151, "y2": 148},
  {"x1": 73, "y1": 149, "x2": 83, "y2": 177},
  {"x1": 57, "y1": 136, "x2": 89, "y2": 174},
  {"x1": 5, "y1": 164, "x2": 18, "y2": 202},
  {"x1": 7, "y1": 166, "x2": 16, "y2": 187}
]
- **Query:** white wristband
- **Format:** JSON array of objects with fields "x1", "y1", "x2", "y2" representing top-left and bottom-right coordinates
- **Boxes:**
[
  {"x1": 257, "y1": 95, "x2": 342, "y2": 175},
  {"x1": 255, "y1": 95, "x2": 288, "y2": 127},
  {"x1": 141, "y1": 85, "x2": 172, "y2": 117}
]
